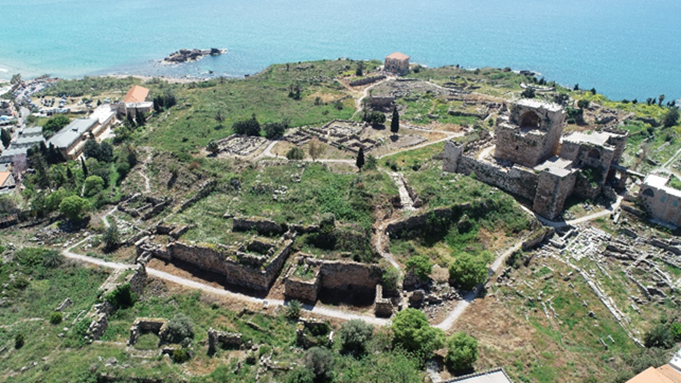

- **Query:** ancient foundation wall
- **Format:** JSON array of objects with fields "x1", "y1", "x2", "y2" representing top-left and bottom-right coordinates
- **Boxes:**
[
  {"x1": 284, "y1": 265, "x2": 321, "y2": 303},
  {"x1": 307, "y1": 259, "x2": 383, "y2": 295},
  {"x1": 232, "y1": 216, "x2": 285, "y2": 236},
  {"x1": 533, "y1": 170, "x2": 577, "y2": 220}
]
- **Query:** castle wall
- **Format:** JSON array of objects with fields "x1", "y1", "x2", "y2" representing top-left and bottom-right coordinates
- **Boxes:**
[
  {"x1": 640, "y1": 185, "x2": 681, "y2": 226},
  {"x1": 533, "y1": 170, "x2": 577, "y2": 220},
  {"x1": 458, "y1": 156, "x2": 538, "y2": 201}
]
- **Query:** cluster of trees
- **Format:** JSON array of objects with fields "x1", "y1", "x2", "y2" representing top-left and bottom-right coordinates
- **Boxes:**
[
  {"x1": 42, "y1": 115, "x2": 71, "y2": 138},
  {"x1": 152, "y1": 91, "x2": 177, "y2": 112},
  {"x1": 231, "y1": 115, "x2": 290, "y2": 138},
  {"x1": 404, "y1": 252, "x2": 488, "y2": 291},
  {"x1": 362, "y1": 111, "x2": 386, "y2": 127}
]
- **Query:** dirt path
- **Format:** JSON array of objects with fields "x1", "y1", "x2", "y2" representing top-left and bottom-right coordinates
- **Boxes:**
[
  {"x1": 521, "y1": 196, "x2": 623, "y2": 229},
  {"x1": 138, "y1": 149, "x2": 153, "y2": 193},
  {"x1": 100, "y1": 206, "x2": 118, "y2": 229}
]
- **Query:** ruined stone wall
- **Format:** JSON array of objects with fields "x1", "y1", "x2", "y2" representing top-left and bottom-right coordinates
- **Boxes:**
[
  {"x1": 349, "y1": 75, "x2": 386, "y2": 86},
  {"x1": 374, "y1": 285, "x2": 393, "y2": 317},
  {"x1": 307, "y1": 259, "x2": 383, "y2": 295},
  {"x1": 126, "y1": 265, "x2": 147, "y2": 296},
  {"x1": 284, "y1": 264, "x2": 321, "y2": 303},
  {"x1": 178, "y1": 180, "x2": 215, "y2": 213},
  {"x1": 532, "y1": 170, "x2": 577, "y2": 220},
  {"x1": 443, "y1": 140, "x2": 463, "y2": 173},
  {"x1": 561, "y1": 141, "x2": 615, "y2": 179},
  {"x1": 232, "y1": 216, "x2": 285, "y2": 236},
  {"x1": 168, "y1": 242, "x2": 230, "y2": 274},
  {"x1": 572, "y1": 175, "x2": 602, "y2": 200},
  {"x1": 458, "y1": 156, "x2": 538, "y2": 201},
  {"x1": 494, "y1": 126, "x2": 549, "y2": 168}
]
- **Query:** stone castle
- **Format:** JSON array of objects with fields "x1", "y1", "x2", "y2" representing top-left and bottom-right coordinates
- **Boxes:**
[{"x1": 443, "y1": 99, "x2": 629, "y2": 220}]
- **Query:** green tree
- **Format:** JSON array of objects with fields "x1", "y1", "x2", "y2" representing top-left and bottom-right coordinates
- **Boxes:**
[
  {"x1": 135, "y1": 109, "x2": 146, "y2": 126},
  {"x1": 42, "y1": 250, "x2": 63, "y2": 268},
  {"x1": 577, "y1": 99, "x2": 590, "y2": 109},
  {"x1": 362, "y1": 111, "x2": 386, "y2": 127},
  {"x1": 670, "y1": 322, "x2": 681, "y2": 342},
  {"x1": 0, "y1": 128, "x2": 10, "y2": 148},
  {"x1": 83, "y1": 175, "x2": 105, "y2": 197},
  {"x1": 232, "y1": 114, "x2": 261, "y2": 136},
  {"x1": 405, "y1": 255, "x2": 433, "y2": 280},
  {"x1": 365, "y1": 154, "x2": 378, "y2": 170},
  {"x1": 659, "y1": 94, "x2": 666, "y2": 106},
  {"x1": 59, "y1": 195, "x2": 90, "y2": 221},
  {"x1": 43, "y1": 115, "x2": 70, "y2": 135},
  {"x1": 356, "y1": 61, "x2": 365, "y2": 76},
  {"x1": 446, "y1": 332, "x2": 478, "y2": 373},
  {"x1": 103, "y1": 225, "x2": 120, "y2": 250},
  {"x1": 521, "y1": 87, "x2": 535, "y2": 99},
  {"x1": 663, "y1": 107, "x2": 679, "y2": 128},
  {"x1": 339, "y1": 319, "x2": 374, "y2": 355},
  {"x1": 391, "y1": 308, "x2": 445, "y2": 354},
  {"x1": 14, "y1": 333, "x2": 24, "y2": 349},
  {"x1": 448, "y1": 253, "x2": 488, "y2": 291},
  {"x1": 390, "y1": 106, "x2": 400, "y2": 135},
  {"x1": 263, "y1": 121, "x2": 287, "y2": 139},
  {"x1": 356, "y1": 147, "x2": 365, "y2": 171},
  {"x1": 382, "y1": 267, "x2": 401, "y2": 291},
  {"x1": 172, "y1": 348, "x2": 190, "y2": 363},
  {"x1": 286, "y1": 147, "x2": 305, "y2": 160},
  {"x1": 304, "y1": 347, "x2": 334, "y2": 382}
]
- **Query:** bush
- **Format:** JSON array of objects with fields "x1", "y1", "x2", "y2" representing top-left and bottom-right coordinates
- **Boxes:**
[
  {"x1": 663, "y1": 107, "x2": 680, "y2": 128},
  {"x1": 577, "y1": 99, "x2": 591, "y2": 109},
  {"x1": 286, "y1": 147, "x2": 305, "y2": 160},
  {"x1": 104, "y1": 283, "x2": 136, "y2": 309},
  {"x1": 305, "y1": 347, "x2": 334, "y2": 381},
  {"x1": 382, "y1": 267, "x2": 401, "y2": 291},
  {"x1": 671, "y1": 322, "x2": 681, "y2": 341},
  {"x1": 365, "y1": 155, "x2": 377, "y2": 170},
  {"x1": 83, "y1": 175, "x2": 105, "y2": 197},
  {"x1": 520, "y1": 87, "x2": 535, "y2": 99},
  {"x1": 14, "y1": 333, "x2": 24, "y2": 349},
  {"x1": 166, "y1": 314, "x2": 194, "y2": 345},
  {"x1": 340, "y1": 319, "x2": 373, "y2": 355},
  {"x1": 286, "y1": 300, "x2": 302, "y2": 321},
  {"x1": 446, "y1": 332, "x2": 478, "y2": 373},
  {"x1": 644, "y1": 323, "x2": 674, "y2": 349},
  {"x1": 448, "y1": 253, "x2": 488, "y2": 291},
  {"x1": 43, "y1": 115, "x2": 70, "y2": 136},
  {"x1": 263, "y1": 121, "x2": 288, "y2": 139},
  {"x1": 391, "y1": 308, "x2": 445, "y2": 355},
  {"x1": 284, "y1": 367, "x2": 315, "y2": 383},
  {"x1": 172, "y1": 348, "x2": 190, "y2": 364},
  {"x1": 405, "y1": 255, "x2": 433, "y2": 281},
  {"x1": 50, "y1": 311, "x2": 63, "y2": 325},
  {"x1": 42, "y1": 250, "x2": 63, "y2": 268},
  {"x1": 232, "y1": 115, "x2": 261, "y2": 136}
]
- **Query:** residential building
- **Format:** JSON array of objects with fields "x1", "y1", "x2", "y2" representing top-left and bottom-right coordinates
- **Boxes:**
[
  {"x1": 639, "y1": 173, "x2": 681, "y2": 227},
  {"x1": 384, "y1": 52, "x2": 410, "y2": 75},
  {"x1": 47, "y1": 118, "x2": 99, "y2": 160},
  {"x1": 115, "y1": 85, "x2": 153, "y2": 115},
  {"x1": 0, "y1": 171, "x2": 16, "y2": 193},
  {"x1": 0, "y1": 99, "x2": 14, "y2": 117}
]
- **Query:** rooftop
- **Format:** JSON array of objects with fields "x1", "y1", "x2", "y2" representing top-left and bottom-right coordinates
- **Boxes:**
[
  {"x1": 0, "y1": 147, "x2": 27, "y2": 159},
  {"x1": 48, "y1": 118, "x2": 98, "y2": 149},
  {"x1": 0, "y1": 171, "x2": 11, "y2": 187},
  {"x1": 89, "y1": 104, "x2": 115, "y2": 124},
  {"x1": 627, "y1": 366, "x2": 677, "y2": 383},
  {"x1": 563, "y1": 130, "x2": 616, "y2": 147},
  {"x1": 534, "y1": 156, "x2": 574, "y2": 177},
  {"x1": 386, "y1": 52, "x2": 410, "y2": 61},
  {"x1": 515, "y1": 99, "x2": 563, "y2": 112},
  {"x1": 123, "y1": 85, "x2": 149, "y2": 104},
  {"x1": 20, "y1": 126, "x2": 43, "y2": 136},
  {"x1": 12, "y1": 135, "x2": 45, "y2": 148},
  {"x1": 445, "y1": 368, "x2": 513, "y2": 383},
  {"x1": 643, "y1": 173, "x2": 681, "y2": 198}
]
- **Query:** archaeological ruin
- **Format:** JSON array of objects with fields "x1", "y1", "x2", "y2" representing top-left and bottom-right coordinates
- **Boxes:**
[{"x1": 443, "y1": 99, "x2": 631, "y2": 220}]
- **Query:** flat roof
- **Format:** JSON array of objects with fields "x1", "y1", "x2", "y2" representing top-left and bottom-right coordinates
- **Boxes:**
[
  {"x1": 563, "y1": 131, "x2": 614, "y2": 147},
  {"x1": 48, "y1": 118, "x2": 98, "y2": 149},
  {"x1": 123, "y1": 85, "x2": 149, "y2": 104},
  {"x1": 0, "y1": 172, "x2": 10, "y2": 187},
  {"x1": 515, "y1": 99, "x2": 563, "y2": 112},
  {"x1": 21, "y1": 126, "x2": 43, "y2": 136},
  {"x1": 644, "y1": 174, "x2": 681, "y2": 199},
  {"x1": 89, "y1": 105, "x2": 115, "y2": 124},
  {"x1": 446, "y1": 369, "x2": 512, "y2": 383},
  {"x1": 0, "y1": 147, "x2": 27, "y2": 158},
  {"x1": 534, "y1": 156, "x2": 574, "y2": 177},
  {"x1": 628, "y1": 366, "x2": 675, "y2": 383},
  {"x1": 12, "y1": 135, "x2": 45, "y2": 148},
  {"x1": 386, "y1": 52, "x2": 410, "y2": 60}
]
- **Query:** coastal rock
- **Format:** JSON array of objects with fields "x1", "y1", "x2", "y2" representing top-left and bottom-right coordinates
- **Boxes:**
[{"x1": 163, "y1": 48, "x2": 226, "y2": 64}]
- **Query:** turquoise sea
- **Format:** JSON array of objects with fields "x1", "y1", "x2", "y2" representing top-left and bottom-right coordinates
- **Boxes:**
[{"x1": 0, "y1": 0, "x2": 679, "y2": 100}]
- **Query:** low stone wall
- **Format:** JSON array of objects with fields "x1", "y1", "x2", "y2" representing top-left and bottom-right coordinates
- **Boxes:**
[
  {"x1": 208, "y1": 328, "x2": 243, "y2": 353},
  {"x1": 233, "y1": 216, "x2": 285, "y2": 236},
  {"x1": 521, "y1": 227, "x2": 554, "y2": 251},
  {"x1": 307, "y1": 258, "x2": 383, "y2": 296},
  {"x1": 178, "y1": 179, "x2": 215, "y2": 213},
  {"x1": 374, "y1": 285, "x2": 393, "y2": 317},
  {"x1": 129, "y1": 318, "x2": 169, "y2": 345}
]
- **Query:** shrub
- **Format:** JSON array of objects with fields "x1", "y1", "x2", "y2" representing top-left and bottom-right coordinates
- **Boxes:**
[
  {"x1": 263, "y1": 121, "x2": 288, "y2": 139},
  {"x1": 14, "y1": 333, "x2": 24, "y2": 349},
  {"x1": 43, "y1": 115, "x2": 70, "y2": 136},
  {"x1": 391, "y1": 308, "x2": 445, "y2": 355},
  {"x1": 166, "y1": 314, "x2": 194, "y2": 345},
  {"x1": 232, "y1": 115, "x2": 261, "y2": 136},
  {"x1": 50, "y1": 311, "x2": 63, "y2": 325},
  {"x1": 365, "y1": 155, "x2": 377, "y2": 170},
  {"x1": 172, "y1": 348, "x2": 190, "y2": 363},
  {"x1": 284, "y1": 367, "x2": 315, "y2": 383},
  {"x1": 42, "y1": 250, "x2": 63, "y2": 268},
  {"x1": 448, "y1": 253, "x2": 488, "y2": 291},
  {"x1": 577, "y1": 99, "x2": 591, "y2": 109},
  {"x1": 83, "y1": 175, "x2": 105, "y2": 197},
  {"x1": 644, "y1": 324, "x2": 674, "y2": 349},
  {"x1": 339, "y1": 319, "x2": 374, "y2": 355},
  {"x1": 104, "y1": 283, "x2": 135, "y2": 309},
  {"x1": 521, "y1": 87, "x2": 535, "y2": 99},
  {"x1": 671, "y1": 322, "x2": 681, "y2": 342},
  {"x1": 382, "y1": 267, "x2": 401, "y2": 291},
  {"x1": 445, "y1": 332, "x2": 478, "y2": 373},
  {"x1": 286, "y1": 147, "x2": 305, "y2": 160},
  {"x1": 304, "y1": 347, "x2": 334, "y2": 381},
  {"x1": 286, "y1": 300, "x2": 302, "y2": 321},
  {"x1": 405, "y1": 255, "x2": 433, "y2": 281},
  {"x1": 663, "y1": 107, "x2": 680, "y2": 128}
]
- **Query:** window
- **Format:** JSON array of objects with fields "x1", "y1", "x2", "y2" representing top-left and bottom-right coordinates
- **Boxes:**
[{"x1": 662, "y1": 196, "x2": 666, "y2": 203}]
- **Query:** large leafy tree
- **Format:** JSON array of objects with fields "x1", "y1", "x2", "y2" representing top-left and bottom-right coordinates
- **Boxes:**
[
  {"x1": 339, "y1": 319, "x2": 373, "y2": 355},
  {"x1": 391, "y1": 308, "x2": 445, "y2": 355},
  {"x1": 446, "y1": 332, "x2": 479, "y2": 373},
  {"x1": 43, "y1": 115, "x2": 70, "y2": 135},
  {"x1": 59, "y1": 195, "x2": 90, "y2": 221},
  {"x1": 448, "y1": 253, "x2": 488, "y2": 291}
]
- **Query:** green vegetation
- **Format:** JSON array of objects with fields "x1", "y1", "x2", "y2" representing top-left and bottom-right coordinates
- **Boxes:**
[
  {"x1": 446, "y1": 332, "x2": 478, "y2": 374},
  {"x1": 49, "y1": 311, "x2": 63, "y2": 325},
  {"x1": 166, "y1": 313, "x2": 195, "y2": 345},
  {"x1": 285, "y1": 300, "x2": 302, "y2": 321},
  {"x1": 339, "y1": 319, "x2": 373, "y2": 355},
  {"x1": 104, "y1": 282, "x2": 136, "y2": 309},
  {"x1": 448, "y1": 253, "x2": 488, "y2": 291},
  {"x1": 391, "y1": 308, "x2": 445, "y2": 361},
  {"x1": 405, "y1": 255, "x2": 433, "y2": 280}
]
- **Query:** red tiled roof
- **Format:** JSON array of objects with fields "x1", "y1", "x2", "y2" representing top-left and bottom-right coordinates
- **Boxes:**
[
  {"x1": 123, "y1": 85, "x2": 150, "y2": 104},
  {"x1": 386, "y1": 52, "x2": 410, "y2": 61}
]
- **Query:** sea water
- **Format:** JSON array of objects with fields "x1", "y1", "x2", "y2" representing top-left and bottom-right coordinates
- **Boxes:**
[{"x1": 0, "y1": 0, "x2": 679, "y2": 100}]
